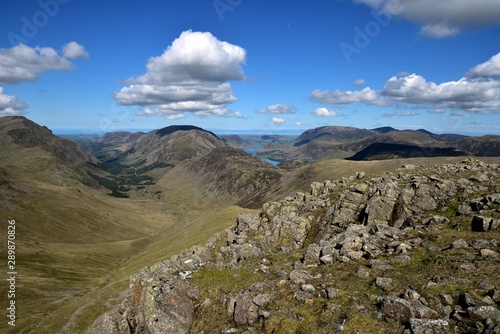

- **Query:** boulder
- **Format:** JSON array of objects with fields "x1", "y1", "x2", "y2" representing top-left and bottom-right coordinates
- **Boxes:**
[
  {"x1": 471, "y1": 215, "x2": 499, "y2": 232},
  {"x1": 468, "y1": 306, "x2": 500, "y2": 321},
  {"x1": 234, "y1": 291, "x2": 259, "y2": 326},
  {"x1": 409, "y1": 318, "x2": 451, "y2": 334},
  {"x1": 380, "y1": 296, "x2": 413, "y2": 324}
]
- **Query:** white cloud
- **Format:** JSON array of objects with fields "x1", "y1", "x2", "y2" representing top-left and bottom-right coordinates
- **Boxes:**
[
  {"x1": 428, "y1": 109, "x2": 446, "y2": 114},
  {"x1": 420, "y1": 24, "x2": 460, "y2": 38},
  {"x1": 0, "y1": 43, "x2": 89, "y2": 84},
  {"x1": 353, "y1": 0, "x2": 500, "y2": 38},
  {"x1": 229, "y1": 111, "x2": 247, "y2": 119},
  {"x1": 381, "y1": 73, "x2": 500, "y2": 113},
  {"x1": 310, "y1": 87, "x2": 388, "y2": 106},
  {"x1": 313, "y1": 107, "x2": 340, "y2": 117},
  {"x1": 137, "y1": 107, "x2": 186, "y2": 120},
  {"x1": 467, "y1": 52, "x2": 500, "y2": 78},
  {"x1": 62, "y1": 42, "x2": 90, "y2": 59},
  {"x1": 271, "y1": 117, "x2": 286, "y2": 124},
  {"x1": 381, "y1": 111, "x2": 419, "y2": 118},
  {"x1": 312, "y1": 53, "x2": 500, "y2": 115},
  {"x1": 257, "y1": 103, "x2": 297, "y2": 114},
  {"x1": 114, "y1": 30, "x2": 246, "y2": 118},
  {"x1": 353, "y1": 78, "x2": 366, "y2": 86},
  {"x1": 0, "y1": 87, "x2": 28, "y2": 115}
]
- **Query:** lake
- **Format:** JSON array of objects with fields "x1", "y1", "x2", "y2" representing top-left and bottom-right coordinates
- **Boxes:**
[{"x1": 244, "y1": 147, "x2": 280, "y2": 167}]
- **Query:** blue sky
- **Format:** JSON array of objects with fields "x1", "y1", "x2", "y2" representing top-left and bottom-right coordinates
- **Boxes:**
[{"x1": 1, "y1": 0, "x2": 500, "y2": 135}]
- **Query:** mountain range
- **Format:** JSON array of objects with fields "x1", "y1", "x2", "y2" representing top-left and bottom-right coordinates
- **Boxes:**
[
  {"x1": 1, "y1": 115, "x2": 499, "y2": 333},
  {"x1": 250, "y1": 125, "x2": 500, "y2": 163}
]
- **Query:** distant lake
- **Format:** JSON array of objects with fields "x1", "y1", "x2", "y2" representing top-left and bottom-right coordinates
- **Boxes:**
[{"x1": 244, "y1": 147, "x2": 280, "y2": 167}]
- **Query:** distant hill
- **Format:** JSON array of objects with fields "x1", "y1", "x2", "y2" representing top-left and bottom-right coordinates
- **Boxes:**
[
  {"x1": 293, "y1": 126, "x2": 375, "y2": 147},
  {"x1": 221, "y1": 134, "x2": 247, "y2": 148},
  {"x1": 288, "y1": 130, "x2": 444, "y2": 162},
  {"x1": 119, "y1": 125, "x2": 227, "y2": 167},
  {"x1": 416, "y1": 129, "x2": 468, "y2": 142},
  {"x1": 346, "y1": 142, "x2": 468, "y2": 161},
  {"x1": 98, "y1": 130, "x2": 144, "y2": 145},
  {"x1": 258, "y1": 125, "x2": 499, "y2": 162},
  {"x1": 371, "y1": 126, "x2": 399, "y2": 134},
  {"x1": 456, "y1": 135, "x2": 500, "y2": 156}
]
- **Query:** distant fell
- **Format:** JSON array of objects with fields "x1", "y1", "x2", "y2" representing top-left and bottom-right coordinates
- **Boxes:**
[
  {"x1": 346, "y1": 142, "x2": 468, "y2": 160},
  {"x1": 156, "y1": 125, "x2": 218, "y2": 138},
  {"x1": 293, "y1": 126, "x2": 375, "y2": 147},
  {"x1": 120, "y1": 125, "x2": 227, "y2": 167},
  {"x1": 371, "y1": 126, "x2": 399, "y2": 134}
]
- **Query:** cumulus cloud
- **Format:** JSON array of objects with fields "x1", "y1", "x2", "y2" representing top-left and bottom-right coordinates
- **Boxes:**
[
  {"x1": 257, "y1": 103, "x2": 297, "y2": 114},
  {"x1": 313, "y1": 107, "x2": 340, "y2": 117},
  {"x1": 0, "y1": 87, "x2": 29, "y2": 115},
  {"x1": 353, "y1": 79, "x2": 366, "y2": 86},
  {"x1": 62, "y1": 42, "x2": 90, "y2": 59},
  {"x1": 0, "y1": 43, "x2": 88, "y2": 84},
  {"x1": 271, "y1": 117, "x2": 286, "y2": 124},
  {"x1": 467, "y1": 52, "x2": 500, "y2": 78},
  {"x1": 310, "y1": 87, "x2": 388, "y2": 106},
  {"x1": 353, "y1": 0, "x2": 500, "y2": 38},
  {"x1": 311, "y1": 52, "x2": 500, "y2": 115},
  {"x1": 114, "y1": 30, "x2": 247, "y2": 118},
  {"x1": 381, "y1": 73, "x2": 500, "y2": 113}
]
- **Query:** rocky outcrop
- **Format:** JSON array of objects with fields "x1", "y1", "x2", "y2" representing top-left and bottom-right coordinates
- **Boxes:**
[{"x1": 91, "y1": 159, "x2": 500, "y2": 333}]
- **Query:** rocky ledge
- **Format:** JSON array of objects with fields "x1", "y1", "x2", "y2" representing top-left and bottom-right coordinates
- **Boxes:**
[{"x1": 90, "y1": 159, "x2": 500, "y2": 334}]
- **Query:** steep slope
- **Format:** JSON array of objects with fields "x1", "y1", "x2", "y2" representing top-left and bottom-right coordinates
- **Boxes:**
[
  {"x1": 186, "y1": 147, "x2": 282, "y2": 208},
  {"x1": 93, "y1": 158, "x2": 500, "y2": 334},
  {"x1": 120, "y1": 125, "x2": 227, "y2": 167},
  {"x1": 0, "y1": 116, "x2": 99, "y2": 186}
]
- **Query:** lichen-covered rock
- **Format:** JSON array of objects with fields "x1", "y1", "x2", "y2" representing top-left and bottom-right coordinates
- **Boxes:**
[
  {"x1": 468, "y1": 306, "x2": 500, "y2": 321},
  {"x1": 259, "y1": 212, "x2": 311, "y2": 252},
  {"x1": 380, "y1": 296, "x2": 413, "y2": 324},
  {"x1": 233, "y1": 291, "x2": 259, "y2": 326},
  {"x1": 409, "y1": 318, "x2": 451, "y2": 334}
]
